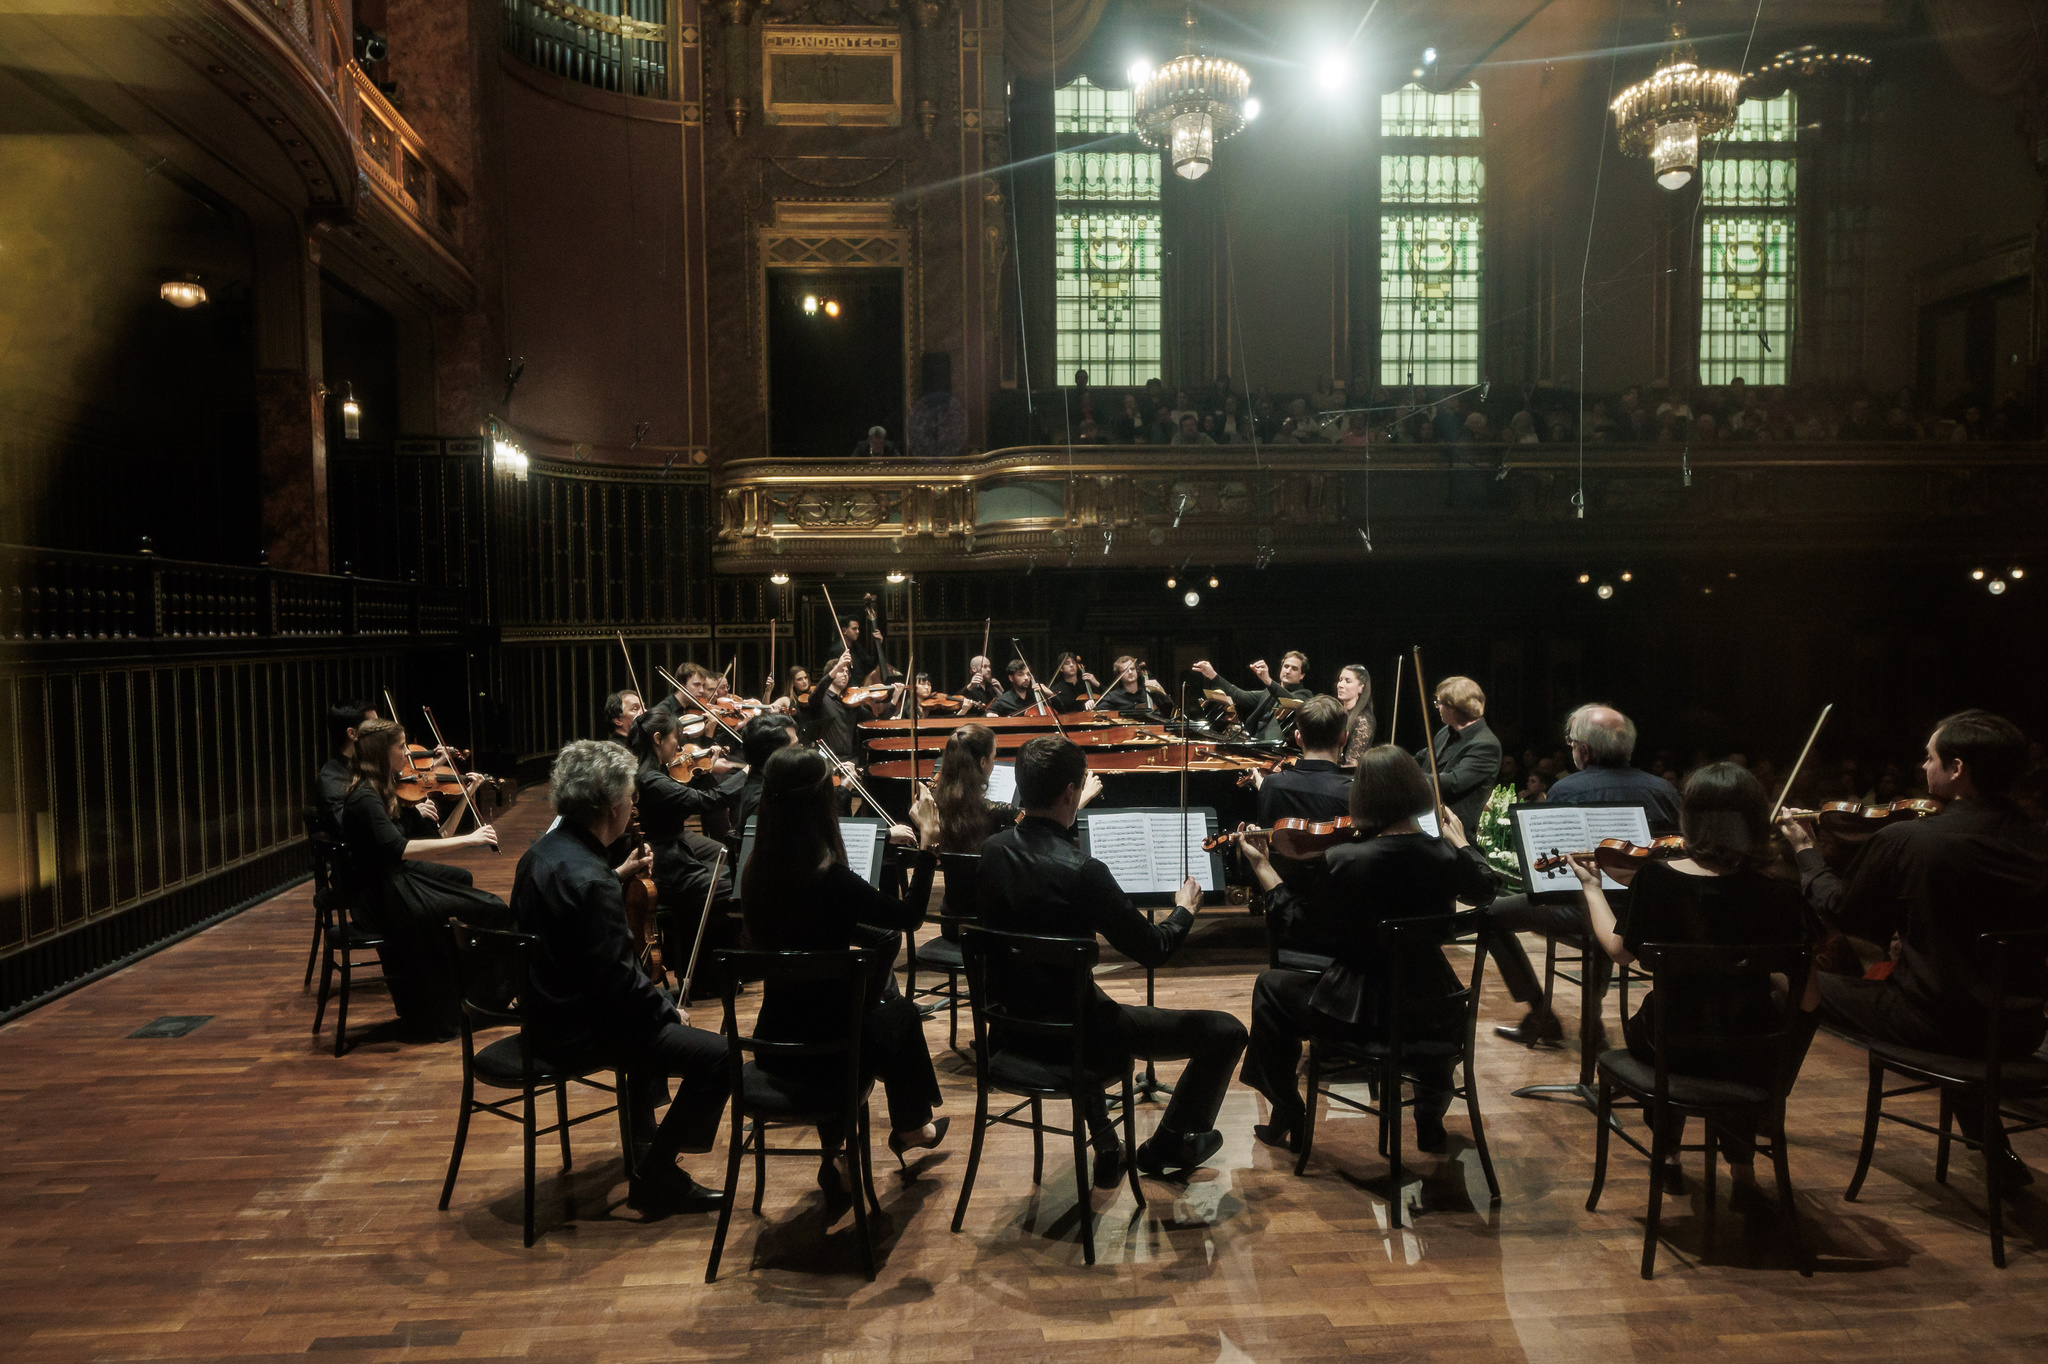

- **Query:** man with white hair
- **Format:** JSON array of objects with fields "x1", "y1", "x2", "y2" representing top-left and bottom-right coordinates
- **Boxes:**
[
  {"x1": 850, "y1": 425, "x2": 900, "y2": 459},
  {"x1": 512, "y1": 740, "x2": 730, "y2": 1213},
  {"x1": 1488, "y1": 703, "x2": 1679, "y2": 1046}
]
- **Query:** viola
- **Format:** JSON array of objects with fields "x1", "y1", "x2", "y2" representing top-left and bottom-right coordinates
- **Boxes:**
[
  {"x1": 1205, "y1": 816, "x2": 1357, "y2": 859},
  {"x1": 1531, "y1": 836, "x2": 1688, "y2": 876},
  {"x1": 1780, "y1": 797, "x2": 1943, "y2": 844}
]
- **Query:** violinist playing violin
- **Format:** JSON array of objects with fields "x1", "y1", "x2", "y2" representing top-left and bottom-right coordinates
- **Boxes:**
[
  {"x1": 1487, "y1": 704, "x2": 1677, "y2": 1048},
  {"x1": 1191, "y1": 651, "x2": 1312, "y2": 743},
  {"x1": 602, "y1": 690, "x2": 645, "y2": 750},
  {"x1": 1244, "y1": 694, "x2": 1354, "y2": 968},
  {"x1": 1086, "y1": 655, "x2": 1173, "y2": 719},
  {"x1": 912, "y1": 673, "x2": 973, "y2": 716},
  {"x1": 989, "y1": 658, "x2": 1050, "y2": 717},
  {"x1": 654, "y1": 662, "x2": 719, "y2": 722},
  {"x1": 318, "y1": 699, "x2": 477, "y2": 840},
  {"x1": 633, "y1": 708, "x2": 746, "y2": 998},
  {"x1": 1781, "y1": 711, "x2": 2048, "y2": 1186},
  {"x1": 797, "y1": 653, "x2": 876, "y2": 766}
]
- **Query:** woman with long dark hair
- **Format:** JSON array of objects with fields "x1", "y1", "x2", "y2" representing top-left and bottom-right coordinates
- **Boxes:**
[
  {"x1": 1237, "y1": 744, "x2": 1497, "y2": 1153},
  {"x1": 338, "y1": 718, "x2": 511, "y2": 1034},
  {"x1": 1563, "y1": 760, "x2": 1815, "y2": 1203},
  {"x1": 1336, "y1": 664, "x2": 1376, "y2": 765},
  {"x1": 740, "y1": 746, "x2": 950, "y2": 1191}
]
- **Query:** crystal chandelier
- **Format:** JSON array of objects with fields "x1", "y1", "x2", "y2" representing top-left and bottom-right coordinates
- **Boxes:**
[
  {"x1": 1610, "y1": 5, "x2": 1740, "y2": 190},
  {"x1": 1133, "y1": 11, "x2": 1250, "y2": 181}
]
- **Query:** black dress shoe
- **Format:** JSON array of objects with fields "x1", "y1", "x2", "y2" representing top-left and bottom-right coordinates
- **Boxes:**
[
  {"x1": 1092, "y1": 1142, "x2": 1126, "y2": 1189},
  {"x1": 1253, "y1": 1122, "x2": 1301, "y2": 1154},
  {"x1": 1494, "y1": 1010, "x2": 1564, "y2": 1046},
  {"x1": 628, "y1": 1166, "x2": 727, "y2": 1214},
  {"x1": 1992, "y1": 1147, "x2": 2035, "y2": 1192},
  {"x1": 1136, "y1": 1129, "x2": 1224, "y2": 1178}
]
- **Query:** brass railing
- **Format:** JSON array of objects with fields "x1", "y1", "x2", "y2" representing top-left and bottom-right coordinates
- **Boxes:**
[
  {"x1": 341, "y1": 65, "x2": 468, "y2": 249},
  {"x1": 712, "y1": 442, "x2": 2048, "y2": 569},
  {"x1": 0, "y1": 545, "x2": 467, "y2": 647},
  {"x1": 501, "y1": 0, "x2": 675, "y2": 99}
]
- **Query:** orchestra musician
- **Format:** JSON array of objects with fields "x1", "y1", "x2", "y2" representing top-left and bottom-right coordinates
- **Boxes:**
[
  {"x1": 740, "y1": 747, "x2": 951, "y2": 1192},
  {"x1": 912, "y1": 672, "x2": 969, "y2": 716},
  {"x1": 1236, "y1": 746, "x2": 1497, "y2": 1155},
  {"x1": 654, "y1": 662, "x2": 718, "y2": 721},
  {"x1": 633, "y1": 709, "x2": 746, "y2": 996},
  {"x1": 512, "y1": 739, "x2": 730, "y2": 1213},
  {"x1": 961, "y1": 655, "x2": 998, "y2": 711},
  {"x1": 1487, "y1": 704, "x2": 1678, "y2": 1047},
  {"x1": 1782, "y1": 710, "x2": 2048, "y2": 1186},
  {"x1": 735, "y1": 711, "x2": 800, "y2": 827},
  {"x1": 975, "y1": 736, "x2": 1247, "y2": 1182},
  {"x1": 1335, "y1": 664, "x2": 1377, "y2": 765},
  {"x1": 1191, "y1": 651, "x2": 1312, "y2": 743},
  {"x1": 1087, "y1": 655, "x2": 1172, "y2": 719},
  {"x1": 319, "y1": 700, "x2": 461, "y2": 838},
  {"x1": 839, "y1": 599, "x2": 896, "y2": 685},
  {"x1": 1414, "y1": 675, "x2": 1501, "y2": 832},
  {"x1": 336, "y1": 718, "x2": 510, "y2": 1036},
  {"x1": 932, "y1": 723, "x2": 1101, "y2": 855},
  {"x1": 988, "y1": 659, "x2": 1048, "y2": 717},
  {"x1": 1248, "y1": 694, "x2": 1354, "y2": 965},
  {"x1": 797, "y1": 654, "x2": 868, "y2": 763},
  {"x1": 1047, "y1": 653, "x2": 1099, "y2": 713},
  {"x1": 602, "y1": 690, "x2": 645, "y2": 749}
]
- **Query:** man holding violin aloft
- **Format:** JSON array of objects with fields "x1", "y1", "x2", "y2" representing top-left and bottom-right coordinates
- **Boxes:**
[{"x1": 1191, "y1": 652, "x2": 1312, "y2": 743}]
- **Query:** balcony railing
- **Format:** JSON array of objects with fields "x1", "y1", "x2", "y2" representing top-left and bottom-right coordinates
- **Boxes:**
[
  {"x1": 501, "y1": 0, "x2": 674, "y2": 99},
  {"x1": 712, "y1": 442, "x2": 2048, "y2": 571},
  {"x1": 0, "y1": 545, "x2": 467, "y2": 648},
  {"x1": 341, "y1": 65, "x2": 469, "y2": 249}
]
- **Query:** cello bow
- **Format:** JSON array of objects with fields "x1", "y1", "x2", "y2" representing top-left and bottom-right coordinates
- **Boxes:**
[{"x1": 1411, "y1": 647, "x2": 1445, "y2": 827}]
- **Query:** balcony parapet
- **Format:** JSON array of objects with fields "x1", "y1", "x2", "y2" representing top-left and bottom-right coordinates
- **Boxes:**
[{"x1": 712, "y1": 443, "x2": 2048, "y2": 572}]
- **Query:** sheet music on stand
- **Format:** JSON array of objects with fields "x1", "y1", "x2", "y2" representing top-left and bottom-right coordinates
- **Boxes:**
[
  {"x1": 1077, "y1": 808, "x2": 1222, "y2": 903},
  {"x1": 738, "y1": 817, "x2": 888, "y2": 889},
  {"x1": 1508, "y1": 804, "x2": 1654, "y2": 897},
  {"x1": 986, "y1": 762, "x2": 1017, "y2": 806}
]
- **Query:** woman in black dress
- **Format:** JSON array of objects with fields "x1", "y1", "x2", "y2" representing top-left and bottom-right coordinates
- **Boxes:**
[
  {"x1": 1335, "y1": 664, "x2": 1376, "y2": 766},
  {"x1": 1563, "y1": 761, "x2": 1817, "y2": 1199},
  {"x1": 740, "y1": 746, "x2": 950, "y2": 1191},
  {"x1": 633, "y1": 709, "x2": 745, "y2": 986},
  {"x1": 1238, "y1": 744, "x2": 1497, "y2": 1153},
  {"x1": 338, "y1": 719, "x2": 511, "y2": 1034}
]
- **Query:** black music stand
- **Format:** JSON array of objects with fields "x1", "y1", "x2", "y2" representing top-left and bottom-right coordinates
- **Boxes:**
[{"x1": 1076, "y1": 807, "x2": 1226, "y2": 1105}]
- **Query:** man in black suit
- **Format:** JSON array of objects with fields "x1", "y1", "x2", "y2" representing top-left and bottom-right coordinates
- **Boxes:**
[
  {"x1": 1191, "y1": 651, "x2": 1313, "y2": 742},
  {"x1": 1414, "y1": 674, "x2": 1501, "y2": 835},
  {"x1": 1488, "y1": 704, "x2": 1677, "y2": 1045},
  {"x1": 976, "y1": 737, "x2": 1247, "y2": 1185},
  {"x1": 512, "y1": 739, "x2": 730, "y2": 1213},
  {"x1": 1247, "y1": 694, "x2": 1352, "y2": 968}
]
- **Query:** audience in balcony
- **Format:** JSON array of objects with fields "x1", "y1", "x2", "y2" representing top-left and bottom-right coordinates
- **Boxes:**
[{"x1": 851, "y1": 425, "x2": 901, "y2": 459}]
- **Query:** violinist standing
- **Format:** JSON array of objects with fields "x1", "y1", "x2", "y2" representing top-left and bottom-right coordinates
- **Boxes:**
[
  {"x1": 1488, "y1": 704, "x2": 1675, "y2": 1047},
  {"x1": 1192, "y1": 652, "x2": 1312, "y2": 743}
]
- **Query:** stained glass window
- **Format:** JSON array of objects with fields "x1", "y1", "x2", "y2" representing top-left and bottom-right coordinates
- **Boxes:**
[
  {"x1": 1700, "y1": 93, "x2": 1797, "y2": 384},
  {"x1": 1055, "y1": 78, "x2": 1161, "y2": 387},
  {"x1": 1378, "y1": 84, "x2": 1484, "y2": 386}
]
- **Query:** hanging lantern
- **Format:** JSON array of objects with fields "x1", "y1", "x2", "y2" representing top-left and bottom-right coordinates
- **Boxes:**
[
  {"x1": 1611, "y1": 6, "x2": 1740, "y2": 191},
  {"x1": 1133, "y1": 10, "x2": 1251, "y2": 182}
]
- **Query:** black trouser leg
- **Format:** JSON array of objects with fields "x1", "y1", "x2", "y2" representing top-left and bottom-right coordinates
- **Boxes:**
[
  {"x1": 1486, "y1": 893, "x2": 1611, "y2": 1008},
  {"x1": 1239, "y1": 969, "x2": 1319, "y2": 1127},
  {"x1": 820, "y1": 995, "x2": 940, "y2": 1147},
  {"x1": 1118, "y1": 1003, "x2": 1249, "y2": 1139},
  {"x1": 622, "y1": 1020, "x2": 731, "y2": 1171}
]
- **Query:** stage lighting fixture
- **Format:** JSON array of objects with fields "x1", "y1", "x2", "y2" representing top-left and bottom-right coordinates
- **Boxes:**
[
  {"x1": 802, "y1": 294, "x2": 818, "y2": 315},
  {"x1": 159, "y1": 276, "x2": 208, "y2": 308},
  {"x1": 886, "y1": 571, "x2": 906, "y2": 584},
  {"x1": 1207, "y1": 574, "x2": 1219, "y2": 588},
  {"x1": 1243, "y1": 98, "x2": 1260, "y2": 121},
  {"x1": 769, "y1": 572, "x2": 790, "y2": 585},
  {"x1": 823, "y1": 299, "x2": 840, "y2": 318},
  {"x1": 1183, "y1": 590, "x2": 1201, "y2": 608},
  {"x1": 1423, "y1": 47, "x2": 1438, "y2": 64},
  {"x1": 1315, "y1": 54, "x2": 1349, "y2": 91},
  {"x1": 1620, "y1": 571, "x2": 1633, "y2": 582},
  {"x1": 1165, "y1": 576, "x2": 1177, "y2": 589},
  {"x1": 1971, "y1": 568, "x2": 1986, "y2": 580},
  {"x1": 1990, "y1": 579, "x2": 2008, "y2": 595},
  {"x1": 1596, "y1": 583, "x2": 1615, "y2": 600},
  {"x1": 1577, "y1": 573, "x2": 1590, "y2": 584},
  {"x1": 2011, "y1": 567, "x2": 2026, "y2": 579},
  {"x1": 340, "y1": 383, "x2": 361, "y2": 441}
]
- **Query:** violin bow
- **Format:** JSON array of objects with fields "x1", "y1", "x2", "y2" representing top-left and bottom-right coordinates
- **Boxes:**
[
  {"x1": 1411, "y1": 646, "x2": 1445, "y2": 826},
  {"x1": 821, "y1": 583, "x2": 846, "y2": 673},
  {"x1": 765, "y1": 618, "x2": 776, "y2": 702},
  {"x1": 383, "y1": 687, "x2": 433, "y2": 786},
  {"x1": 655, "y1": 665, "x2": 747, "y2": 748},
  {"x1": 675, "y1": 847, "x2": 727, "y2": 1004},
  {"x1": 1388, "y1": 654, "x2": 1403, "y2": 748},
  {"x1": 421, "y1": 704, "x2": 489, "y2": 845},
  {"x1": 617, "y1": 631, "x2": 642, "y2": 702},
  {"x1": 980, "y1": 616, "x2": 991, "y2": 670},
  {"x1": 817, "y1": 742, "x2": 889, "y2": 819},
  {"x1": 1771, "y1": 703, "x2": 1834, "y2": 822},
  {"x1": 1180, "y1": 681, "x2": 1192, "y2": 885}
]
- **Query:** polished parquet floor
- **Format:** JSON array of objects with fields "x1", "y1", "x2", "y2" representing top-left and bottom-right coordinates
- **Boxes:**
[{"x1": 5, "y1": 788, "x2": 2048, "y2": 1363}]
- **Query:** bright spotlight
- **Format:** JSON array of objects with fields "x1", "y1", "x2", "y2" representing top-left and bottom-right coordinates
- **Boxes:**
[
  {"x1": 1183, "y1": 590, "x2": 1201, "y2": 608},
  {"x1": 1596, "y1": 583, "x2": 1615, "y2": 600},
  {"x1": 1207, "y1": 574, "x2": 1219, "y2": 589},
  {"x1": 1315, "y1": 54, "x2": 1349, "y2": 92},
  {"x1": 2010, "y1": 567, "x2": 2026, "y2": 580},
  {"x1": 1423, "y1": 47, "x2": 1438, "y2": 64},
  {"x1": 1243, "y1": 98, "x2": 1261, "y2": 122},
  {"x1": 802, "y1": 294, "x2": 819, "y2": 315},
  {"x1": 1990, "y1": 579, "x2": 2009, "y2": 595},
  {"x1": 1127, "y1": 59, "x2": 1152, "y2": 87},
  {"x1": 1577, "y1": 573, "x2": 1590, "y2": 584},
  {"x1": 823, "y1": 299, "x2": 840, "y2": 318},
  {"x1": 769, "y1": 572, "x2": 789, "y2": 585},
  {"x1": 1971, "y1": 568, "x2": 1986, "y2": 580},
  {"x1": 1165, "y1": 576, "x2": 1177, "y2": 589}
]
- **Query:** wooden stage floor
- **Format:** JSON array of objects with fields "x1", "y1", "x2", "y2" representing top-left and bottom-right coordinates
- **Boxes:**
[{"x1": 5, "y1": 788, "x2": 2048, "y2": 1363}]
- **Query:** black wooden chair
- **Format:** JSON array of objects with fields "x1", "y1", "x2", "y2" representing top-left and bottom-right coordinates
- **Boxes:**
[
  {"x1": 307, "y1": 823, "x2": 388, "y2": 1057},
  {"x1": 905, "y1": 852, "x2": 980, "y2": 1054},
  {"x1": 1294, "y1": 909, "x2": 1502, "y2": 1229},
  {"x1": 1261, "y1": 858, "x2": 1337, "y2": 975},
  {"x1": 1586, "y1": 941, "x2": 1815, "y2": 1279},
  {"x1": 437, "y1": 921, "x2": 629, "y2": 1248},
  {"x1": 302, "y1": 810, "x2": 339, "y2": 990},
  {"x1": 705, "y1": 947, "x2": 884, "y2": 1282},
  {"x1": 951, "y1": 927, "x2": 1144, "y2": 1266},
  {"x1": 1839, "y1": 928, "x2": 2048, "y2": 1268}
]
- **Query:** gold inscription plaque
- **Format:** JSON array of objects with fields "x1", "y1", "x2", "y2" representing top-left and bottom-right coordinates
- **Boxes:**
[{"x1": 761, "y1": 26, "x2": 902, "y2": 127}]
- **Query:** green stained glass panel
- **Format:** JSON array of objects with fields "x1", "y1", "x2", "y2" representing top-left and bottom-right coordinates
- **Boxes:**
[
  {"x1": 1055, "y1": 212, "x2": 1163, "y2": 386},
  {"x1": 1379, "y1": 211, "x2": 1483, "y2": 386},
  {"x1": 1380, "y1": 82, "x2": 1482, "y2": 139},
  {"x1": 1700, "y1": 214, "x2": 1795, "y2": 385},
  {"x1": 1381, "y1": 154, "x2": 1485, "y2": 205},
  {"x1": 1702, "y1": 157, "x2": 1795, "y2": 208},
  {"x1": 1718, "y1": 91, "x2": 1797, "y2": 144}
]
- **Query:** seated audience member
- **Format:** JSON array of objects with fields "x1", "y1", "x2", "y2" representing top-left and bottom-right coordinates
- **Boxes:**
[
  {"x1": 852, "y1": 425, "x2": 901, "y2": 459},
  {"x1": 1489, "y1": 705, "x2": 1681, "y2": 1045},
  {"x1": 336, "y1": 719, "x2": 509, "y2": 1036},
  {"x1": 976, "y1": 737, "x2": 1247, "y2": 1183},
  {"x1": 513, "y1": 740, "x2": 729, "y2": 1212},
  {"x1": 1237, "y1": 746, "x2": 1498, "y2": 1153},
  {"x1": 1784, "y1": 710, "x2": 2048, "y2": 1183},
  {"x1": 1563, "y1": 761, "x2": 1816, "y2": 1203},
  {"x1": 741, "y1": 746, "x2": 951, "y2": 1190}
]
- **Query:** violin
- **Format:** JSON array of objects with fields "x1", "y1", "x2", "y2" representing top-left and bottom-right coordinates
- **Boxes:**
[
  {"x1": 664, "y1": 744, "x2": 725, "y2": 781},
  {"x1": 1205, "y1": 816, "x2": 1357, "y2": 859},
  {"x1": 1531, "y1": 836, "x2": 1689, "y2": 876},
  {"x1": 919, "y1": 692, "x2": 974, "y2": 713},
  {"x1": 842, "y1": 683, "x2": 896, "y2": 708},
  {"x1": 1779, "y1": 797, "x2": 1943, "y2": 844}
]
